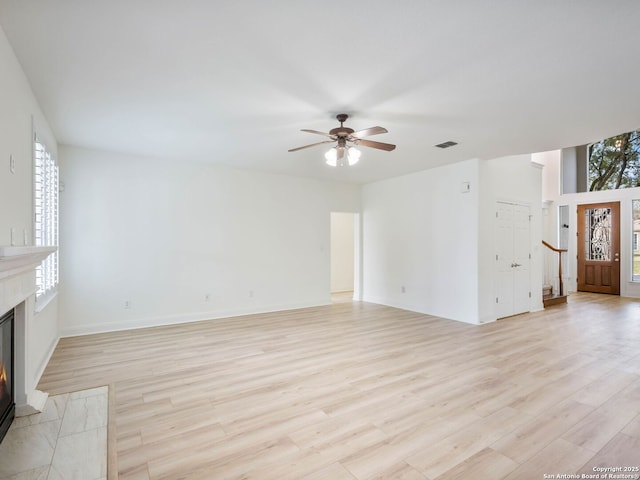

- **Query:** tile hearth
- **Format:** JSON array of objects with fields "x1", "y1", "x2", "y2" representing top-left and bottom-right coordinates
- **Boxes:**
[{"x1": 0, "y1": 386, "x2": 108, "y2": 480}]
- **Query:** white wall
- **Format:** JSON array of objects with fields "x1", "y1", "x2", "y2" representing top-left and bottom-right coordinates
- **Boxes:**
[
  {"x1": 478, "y1": 154, "x2": 544, "y2": 321},
  {"x1": 561, "y1": 147, "x2": 578, "y2": 194},
  {"x1": 536, "y1": 150, "x2": 567, "y2": 290},
  {"x1": 0, "y1": 25, "x2": 59, "y2": 389},
  {"x1": 560, "y1": 146, "x2": 589, "y2": 194},
  {"x1": 330, "y1": 212, "x2": 355, "y2": 293},
  {"x1": 361, "y1": 155, "x2": 543, "y2": 325},
  {"x1": 536, "y1": 149, "x2": 640, "y2": 298},
  {"x1": 58, "y1": 146, "x2": 360, "y2": 335},
  {"x1": 362, "y1": 159, "x2": 481, "y2": 324},
  {"x1": 20, "y1": 294, "x2": 59, "y2": 397},
  {"x1": 0, "y1": 28, "x2": 56, "y2": 246}
]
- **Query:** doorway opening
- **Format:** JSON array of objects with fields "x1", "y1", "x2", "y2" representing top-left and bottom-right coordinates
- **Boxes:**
[
  {"x1": 558, "y1": 205, "x2": 570, "y2": 289},
  {"x1": 330, "y1": 212, "x2": 360, "y2": 302}
]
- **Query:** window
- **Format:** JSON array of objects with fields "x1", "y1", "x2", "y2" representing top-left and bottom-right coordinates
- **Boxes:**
[
  {"x1": 633, "y1": 200, "x2": 640, "y2": 282},
  {"x1": 588, "y1": 129, "x2": 640, "y2": 191},
  {"x1": 34, "y1": 135, "x2": 59, "y2": 301}
]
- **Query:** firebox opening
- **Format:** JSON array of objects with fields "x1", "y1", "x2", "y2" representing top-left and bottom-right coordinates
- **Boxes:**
[{"x1": 0, "y1": 309, "x2": 15, "y2": 444}]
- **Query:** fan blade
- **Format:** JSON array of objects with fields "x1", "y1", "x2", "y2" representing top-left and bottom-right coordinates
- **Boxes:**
[
  {"x1": 288, "y1": 140, "x2": 334, "y2": 152},
  {"x1": 350, "y1": 126, "x2": 388, "y2": 139},
  {"x1": 355, "y1": 139, "x2": 396, "y2": 151},
  {"x1": 301, "y1": 129, "x2": 337, "y2": 139}
]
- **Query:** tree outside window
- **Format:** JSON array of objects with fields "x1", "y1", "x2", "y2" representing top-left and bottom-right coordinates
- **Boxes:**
[{"x1": 589, "y1": 129, "x2": 640, "y2": 191}]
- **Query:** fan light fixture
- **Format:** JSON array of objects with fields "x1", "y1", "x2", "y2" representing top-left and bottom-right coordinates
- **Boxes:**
[
  {"x1": 325, "y1": 146, "x2": 361, "y2": 167},
  {"x1": 288, "y1": 113, "x2": 396, "y2": 167}
]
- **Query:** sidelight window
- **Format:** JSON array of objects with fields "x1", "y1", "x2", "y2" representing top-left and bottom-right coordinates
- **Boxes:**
[
  {"x1": 633, "y1": 200, "x2": 640, "y2": 282},
  {"x1": 34, "y1": 135, "x2": 59, "y2": 302}
]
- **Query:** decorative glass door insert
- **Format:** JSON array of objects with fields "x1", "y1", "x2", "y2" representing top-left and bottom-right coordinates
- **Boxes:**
[{"x1": 585, "y1": 207, "x2": 612, "y2": 261}]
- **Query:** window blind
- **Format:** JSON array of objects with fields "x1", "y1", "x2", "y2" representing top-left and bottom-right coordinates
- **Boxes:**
[{"x1": 34, "y1": 135, "x2": 59, "y2": 300}]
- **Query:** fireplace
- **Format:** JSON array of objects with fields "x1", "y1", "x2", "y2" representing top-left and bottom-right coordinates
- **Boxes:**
[
  {"x1": 0, "y1": 309, "x2": 14, "y2": 444},
  {"x1": 0, "y1": 246, "x2": 56, "y2": 422}
]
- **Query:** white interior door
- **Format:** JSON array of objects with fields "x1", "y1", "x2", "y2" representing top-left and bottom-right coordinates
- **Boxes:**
[{"x1": 495, "y1": 202, "x2": 531, "y2": 318}]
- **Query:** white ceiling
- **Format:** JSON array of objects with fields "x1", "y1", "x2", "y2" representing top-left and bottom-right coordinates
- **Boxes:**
[{"x1": 1, "y1": 1, "x2": 640, "y2": 184}]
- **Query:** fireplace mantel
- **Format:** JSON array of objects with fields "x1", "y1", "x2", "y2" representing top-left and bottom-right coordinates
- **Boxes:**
[
  {"x1": 0, "y1": 246, "x2": 57, "y2": 281},
  {"x1": 0, "y1": 245, "x2": 57, "y2": 417}
]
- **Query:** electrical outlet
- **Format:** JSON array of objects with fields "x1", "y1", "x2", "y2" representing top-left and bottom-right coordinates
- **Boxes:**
[
  {"x1": 124, "y1": 300, "x2": 131, "y2": 309},
  {"x1": 204, "y1": 293, "x2": 211, "y2": 302},
  {"x1": 401, "y1": 285, "x2": 406, "y2": 293}
]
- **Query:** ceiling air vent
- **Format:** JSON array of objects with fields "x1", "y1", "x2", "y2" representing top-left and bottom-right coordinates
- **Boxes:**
[{"x1": 434, "y1": 140, "x2": 458, "y2": 149}]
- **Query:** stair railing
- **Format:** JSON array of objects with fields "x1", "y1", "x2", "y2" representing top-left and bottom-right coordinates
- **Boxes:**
[{"x1": 541, "y1": 240, "x2": 568, "y2": 296}]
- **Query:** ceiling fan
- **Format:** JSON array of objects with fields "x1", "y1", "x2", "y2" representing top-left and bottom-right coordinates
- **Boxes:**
[{"x1": 288, "y1": 113, "x2": 396, "y2": 167}]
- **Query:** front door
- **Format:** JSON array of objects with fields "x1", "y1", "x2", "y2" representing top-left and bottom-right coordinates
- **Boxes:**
[
  {"x1": 577, "y1": 202, "x2": 620, "y2": 295},
  {"x1": 495, "y1": 202, "x2": 531, "y2": 318}
]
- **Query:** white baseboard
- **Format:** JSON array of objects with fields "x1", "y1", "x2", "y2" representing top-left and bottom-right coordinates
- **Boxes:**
[
  {"x1": 361, "y1": 295, "x2": 482, "y2": 325},
  {"x1": 59, "y1": 298, "x2": 331, "y2": 337},
  {"x1": 33, "y1": 335, "x2": 60, "y2": 387}
]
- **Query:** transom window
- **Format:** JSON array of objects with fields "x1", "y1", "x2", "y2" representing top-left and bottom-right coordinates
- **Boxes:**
[{"x1": 588, "y1": 129, "x2": 640, "y2": 191}]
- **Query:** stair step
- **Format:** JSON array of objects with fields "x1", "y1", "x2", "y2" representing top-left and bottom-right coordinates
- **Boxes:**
[{"x1": 543, "y1": 294, "x2": 567, "y2": 307}]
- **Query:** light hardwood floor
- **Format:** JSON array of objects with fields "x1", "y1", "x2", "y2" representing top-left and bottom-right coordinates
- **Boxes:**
[{"x1": 38, "y1": 293, "x2": 640, "y2": 479}]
